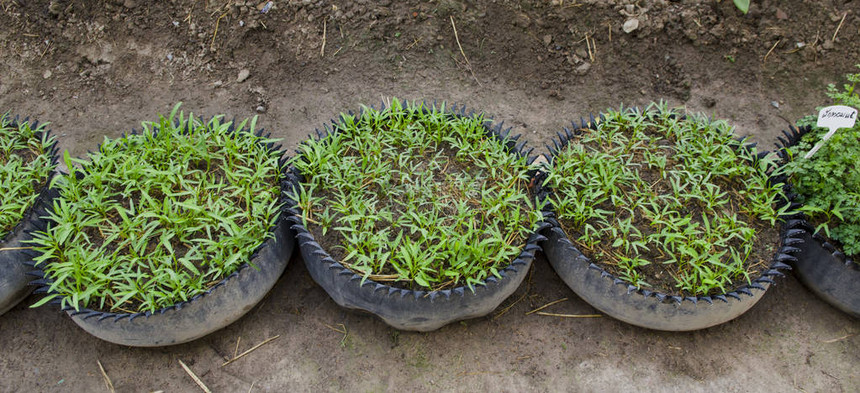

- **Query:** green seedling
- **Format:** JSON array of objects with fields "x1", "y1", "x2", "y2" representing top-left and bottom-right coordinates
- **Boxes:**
[
  {"x1": 546, "y1": 102, "x2": 788, "y2": 296},
  {"x1": 30, "y1": 103, "x2": 283, "y2": 313},
  {"x1": 0, "y1": 113, "x2": 56, "y2": 239},
  {"x1": 290, "y1": 98, "x2": 542, "y2": 291}
]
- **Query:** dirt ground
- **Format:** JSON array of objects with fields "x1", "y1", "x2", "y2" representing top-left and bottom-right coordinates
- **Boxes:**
[{"x1": 1, "y1": 0, "x2": 859, "y2": 391}]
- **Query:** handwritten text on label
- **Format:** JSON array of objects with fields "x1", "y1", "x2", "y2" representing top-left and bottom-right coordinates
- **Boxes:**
[{"x1": 805, "y1": 105, "x2": 858, "y2": 158}]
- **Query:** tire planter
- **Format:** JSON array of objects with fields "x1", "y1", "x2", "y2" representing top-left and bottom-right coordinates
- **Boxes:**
[
  {"x1": 28, "y1": 123, "x2": 294, "y2": 347},
  {"x1": 0, "y1": 118, "x2": 58, "y2": 316},
  {"x1": 0, "y1": 188, "x2": 57, "y2": 316},
  {"x1": 777, "y1": 125, "x2": 860, "y2": 318},
  {"x1": 541, "y1": 115, "x2": 805, "y2": 331},
  {"x1": 285, "y1": 102, "x2": 550, "y2": 332}
]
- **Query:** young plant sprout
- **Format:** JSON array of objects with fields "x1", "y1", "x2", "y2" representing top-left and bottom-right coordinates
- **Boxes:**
[
  {"x1": 0, "y1": 113, "x2": 57, "y2": 239},
  {"x1": 290, "y1": 98, "x2": 542, "y2": 291},
  {"x1": 545, "y1": 102, "x2": 789, "y2": 296},
  {"x1": 30, "y1": 104, "x2": 283, "y2": 313}
]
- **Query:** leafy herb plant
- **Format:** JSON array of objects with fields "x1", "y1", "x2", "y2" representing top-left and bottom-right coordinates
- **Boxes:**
[
  {"x1": 0, "y1": 113, "x2": 56, "y2": 239},
  {"x1": 784, "y1": 65, "x2": 860, "y2": 257},
  {"x1": 30, "y1": 104, "x2": 283, "y2": 313},
  {"x1": 291, "y1": 98, "x2": 542, "y2": 291},
  {"x1": 545, "y1": 102, "x2": 788, "y2": 296}
]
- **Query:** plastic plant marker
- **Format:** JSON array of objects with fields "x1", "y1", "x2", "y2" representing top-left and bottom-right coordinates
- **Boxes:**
[{"x1": 804, "y1": 105, "x2": 858, "y2": 158}]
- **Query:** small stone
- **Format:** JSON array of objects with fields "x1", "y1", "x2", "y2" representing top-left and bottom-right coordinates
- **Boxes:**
[
  {"x1": 514, "y1": 13, "x2": 531, "y2": 28},
  {"x1": 237, "y1": 69, "x2": 251, "y2": 83},
  {"x1": 771, "y1": 101, "x2": 780, "y2": 109},
  {"x1": 622, "y1": 18, "x2": 639, "y2": 34},
  {"x1": 575, "y1": 62, "x2": 592, "y2": 75},
  {"x1": 43, "y1": 70, "x2": 52, "y2": 79},
  {"x1": 307, "y1": 14, "x2": 315, "y2": 22},
  {"x1": 822, "y1": 40, "x2": 834, "y2": 50},
  {"x1": 166, "y1": 53, "x2": 173, "y2": 61},
  {"x1": 543, "y1": 34, "x2": 553, "y2": 45},
  {"x1": 775, "y1": 8, "x2": 788, "y2": 20},
  {"x1": 48, "y1": 1, "x2": 63, "y2": 16},
  {"x1": 213, "y1": 80, "x2": 223, "y2": 88},
  {"x1": 256, "y1": 105, "x2": 267, "y2": 113},
  {"x1": 172, "y1": 21, "x2": 180, "y2": 27},
  {"x1": 123, "y1": 0, "x2": 137, "y2": 8}
]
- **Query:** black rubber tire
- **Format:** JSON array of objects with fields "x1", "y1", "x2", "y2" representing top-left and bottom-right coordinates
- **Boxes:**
[
  {"x1": 28, "y1": 121, "x2": 294, "y2": 346},
  {"x1": 291, "y1": 214, "x2": 545, "y2": 331},
  {"x1": 792, "y1": 230, "x2": 860, "y2": 318},
  {"x1": 543, "y1": 224, "x2": 802, "y2": 331},
  {"x1": 56, "y1": 216, "x2": 293, "y2": 347},
  {"x1": 286, "y1": 101, "x2": 550, "y2": 331},
  {"x1": 0, "y1": 118, "x2": 58, "y2": 317},
  {"x1": 774, "y1": 124, "x2": 860, "y2": 318},
  {"x1": 0, "y1": 189, "x2": 53, "y2": 315},
  {"x1": 541, "y1": 113, "x2": 804, "y2": 331}
]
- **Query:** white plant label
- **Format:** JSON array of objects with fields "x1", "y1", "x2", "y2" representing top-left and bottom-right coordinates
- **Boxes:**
[{"x1": 804, "y1": 105, "x2": 858, "y2": 158}]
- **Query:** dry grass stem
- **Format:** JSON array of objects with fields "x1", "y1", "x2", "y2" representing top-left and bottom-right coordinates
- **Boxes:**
[
  {"x1": 536, "y1": 311, "x2": 602, "y2": 318},
  {"x1": 40, "y1": 41, "x2": 51, "y2": 59},
  {"x1": 832, "y1": 12, "x2": 847, "y2": 41},
  {"x1": 178, "y1": 359, "x2": 212, "y2": 393},
  {"x1": 97, "y1": 359, "x2": 115, "y2": 393},
  {"x1": 323, "y1": 323, "x2": 347, "y2": 334},
  {"x1": 210, "y1": 10, "x2": 229, "y2": 51},
  {"x1": 822, "y1": 333, "x2": 856, "y2": 343},
  {"x1": 321, "y1": 20, "x2": 327, "y2": 57},
  {"x1": 0, "y1": 246, "x2": 33, "y2": 251},
  {"x1": 222, "y1": 335, "x2": 281, "y2": 367},
  {"x1": 493, "y1": 291, "x2": 528, "y2": 320},
  {"x1": 406, "y1": 37, "x2": 421, "y2": 50},
  {"x1": 233, "y1": 336, "x2": 241, "y2": 359},
  {"x1": 763, "y1": 39, "x2": 780, "y2": 63},
  {"x1": 450, "y1": 16, "x2": 482, "y2": 86},
  {"x1": 525, "y1": 298, "x2": 569, "y2": 315},
  {"x1": 585, "y1": 34, "x2": 593, "y2": 62}
]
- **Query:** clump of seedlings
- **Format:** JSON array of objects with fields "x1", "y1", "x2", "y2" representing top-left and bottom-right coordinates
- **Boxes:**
[
  {"x1": 0, "y1": 113, "x2": 56, "y2": 239},
  {"x1": 291, "y1": 99, "x2": 542, "y2": 291},
  {"x1": 545, "y1": 103, "x2": 789, "y2": 296},
  {"x1": 783, "y1": 65, "x2": 860, "y2": 258},
  {"x1": 30, "y1": 105, "x2": 283, "y2": 313}
]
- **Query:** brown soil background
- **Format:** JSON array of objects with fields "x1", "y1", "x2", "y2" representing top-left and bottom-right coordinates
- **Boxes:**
[{"x1": 1, "y1": 0, "x2": 859, "y2": 391}]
